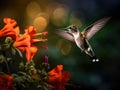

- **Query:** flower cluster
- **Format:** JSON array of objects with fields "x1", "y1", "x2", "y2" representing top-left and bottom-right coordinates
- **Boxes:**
[
  {"x1": 0, "y1": 74, "x2": 16, "y2": 90},
  {"x1": 48, "y1": 65, "x2": 70, "y2": 90},
  {"x1": 0, "y1": 18, "x2": 71, "y2": 90}
]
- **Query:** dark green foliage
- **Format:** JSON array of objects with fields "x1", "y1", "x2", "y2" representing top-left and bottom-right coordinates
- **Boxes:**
[{"x1": 0, "y1": 36, "x2": 50, "y2": 90}]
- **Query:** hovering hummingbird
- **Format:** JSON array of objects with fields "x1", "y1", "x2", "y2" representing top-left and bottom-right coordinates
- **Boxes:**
[{"x1": 56, "y1": 17, "x2": 111, "y2": 62}]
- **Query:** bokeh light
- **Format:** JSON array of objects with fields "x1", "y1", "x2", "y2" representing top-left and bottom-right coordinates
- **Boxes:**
[
  {"x1": 33, "y1": 15, "x2": 48, "y2": 32},
  {"x1": 51, "y1": 5, "x2": 69, "y2": 26},
  {"x1": 26, "y1": 1, "x2": 41, "y2": 18},
  {"x1": 70, "y1": 13, "x2": 82, "y2": 28},
  {"x1": 56, "y1": 39, "x2": 72, "y2": 55}
]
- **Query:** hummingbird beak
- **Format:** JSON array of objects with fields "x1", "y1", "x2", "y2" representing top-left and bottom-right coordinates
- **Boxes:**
[
  {"x1": 56, "y1": 28, "x2": 69, "y2": 32},
  {"x1": 64, "y1": 28, "x2": 69, "y2": 32}
]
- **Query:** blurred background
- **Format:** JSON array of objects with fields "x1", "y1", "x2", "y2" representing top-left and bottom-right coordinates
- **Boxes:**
[{"x1": 0, "y1": 0, "x2": 120, "y2": 90}]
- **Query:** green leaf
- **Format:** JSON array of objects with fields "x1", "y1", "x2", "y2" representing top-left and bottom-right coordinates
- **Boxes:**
[
  {"x1": 43, "y1": 86, "x2": 49, "y2": 90},
  {"x1": 18, "y1": 71, "x2": 28, "y2": 76},
  {"x1": 0, "y1": 54, "x2": 5, "y2": 63},
  {"x1": 19, "y1": 62, "x2": 25, "y2": 69},
  {"x1": 0, "y1": 72, "x2": 5, "y2": 75},
  {"x1": 14, "y1": 47, "x2": 23, "y2": 57},
  {"x1": 12, "y1": 73, "x2": 19, "y2": 77},
  {"x1": 11, "y1": 47, "x2": 16, "y2": 55}
]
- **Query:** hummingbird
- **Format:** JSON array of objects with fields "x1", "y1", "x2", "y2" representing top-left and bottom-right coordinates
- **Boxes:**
[{"x1": 56, "y1": 17, "x2": 111, "y2": 62}]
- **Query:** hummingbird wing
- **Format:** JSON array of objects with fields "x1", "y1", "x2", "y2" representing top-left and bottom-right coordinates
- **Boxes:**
[
  {"x1": 81, "y1": 17, "x2": 111, "y2": 40},
  {"x1": 56, "y1": 30, "x2": 74, "y2": 42}
]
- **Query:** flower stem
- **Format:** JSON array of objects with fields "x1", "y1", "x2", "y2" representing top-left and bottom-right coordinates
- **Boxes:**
[
  {"x1": 3, "y1": 52, "x2": 10, "y2": 74},
  {"x1": 4, "y1": 57, "x2": 10, "y2": 74}
]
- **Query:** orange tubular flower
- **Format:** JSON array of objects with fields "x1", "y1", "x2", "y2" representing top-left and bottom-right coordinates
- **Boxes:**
[
  {"x1": 0, "y1": 74, "x2": 16, "y2": 90},
  {"x1": 13, "y1": 26, "x2": 48, "y2": 61},
  {"x1": 0, "y1": 18, "x2": 20, "y2": 40},
  {"x1": 48, "y1": 65, "x2": 70, "y2": 90},
  {"x1": 0, "y1": 18, "x2": 48, "y2": 61}
]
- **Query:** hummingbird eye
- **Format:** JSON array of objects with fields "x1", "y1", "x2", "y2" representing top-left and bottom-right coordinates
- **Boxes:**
[{"x1": 69, "y1": 25, "x2": 77, "y2": 32}]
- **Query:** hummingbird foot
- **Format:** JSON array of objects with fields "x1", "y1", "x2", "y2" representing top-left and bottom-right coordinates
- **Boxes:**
[
  {"x1": 90, "y1": 56, "x2": 99, "y2": 62},
  {"x1": 87, "y1": 47, "x2": 91, "y2": 52},
  {"x1": 92, "y1": 58, "x2": 99, "y2": 62}
]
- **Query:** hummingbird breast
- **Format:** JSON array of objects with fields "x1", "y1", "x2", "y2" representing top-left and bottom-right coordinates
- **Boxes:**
[
  {"x1": 73, "y1": 32, "x2": 84, "y2": 50},
  {"x1": 74, "y1": 32, "x2": 89, "y2": 51}
]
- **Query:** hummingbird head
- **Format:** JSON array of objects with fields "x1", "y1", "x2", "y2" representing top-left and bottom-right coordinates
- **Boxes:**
[{"x1": 65, "y1": 25, "x2": 78, "y2": 34}]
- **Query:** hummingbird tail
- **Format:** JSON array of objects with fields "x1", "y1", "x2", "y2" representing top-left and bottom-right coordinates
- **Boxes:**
[{"x1": 91, "y1": 56, "x2": 99, "y2": 62}]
